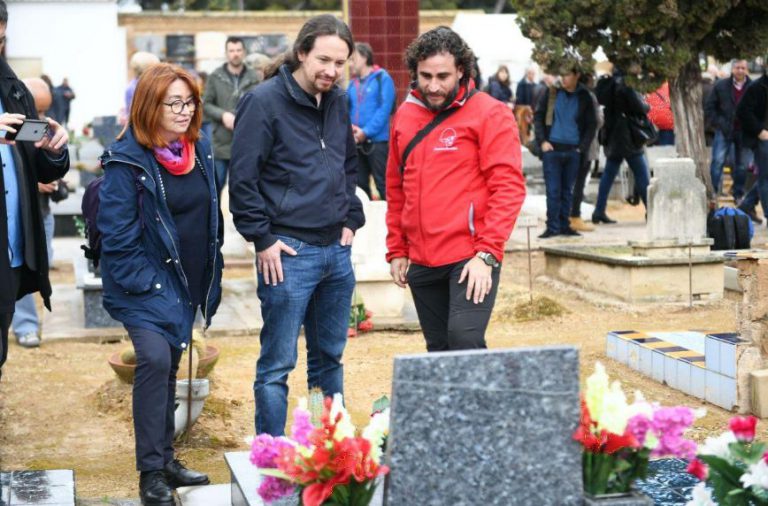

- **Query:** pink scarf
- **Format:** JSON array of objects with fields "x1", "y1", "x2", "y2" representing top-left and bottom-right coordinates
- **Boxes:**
[{"x1": 153, "y1": 139, "x2": 194, "y2": 175}]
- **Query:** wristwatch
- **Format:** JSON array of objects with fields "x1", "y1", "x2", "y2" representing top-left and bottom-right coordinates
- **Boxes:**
[{"x1": 476, "y1": 252, "x2": 500, "y2": 268}]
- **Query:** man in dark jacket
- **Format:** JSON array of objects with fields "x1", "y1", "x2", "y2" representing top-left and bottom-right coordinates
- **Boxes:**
[
  {"x1": 736, "y1": 68, "x2": 768, "y2": 223},
  {"x1": 706, "y1": 59, "x2": 752, "y2": 203},
  {"x1": 0, "y1": 0, "x2": 70, "y2": 381},
  {"x1": 202, "y1": 36, "x2": 260, "y2": 195},
  {"x1": 592, "y1": 70, "x2": 651, "y2": 224},
  {"x1": 229, "y1": 14, "x2": 365, "y2": 437},
  {"x1": 534, "y1": 62, "x2": 597, "y2": 238}
]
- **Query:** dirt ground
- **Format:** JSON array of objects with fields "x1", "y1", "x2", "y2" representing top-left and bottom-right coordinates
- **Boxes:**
[{"x1": 0, "y1": 247, "x2": 757, "y2": 500}]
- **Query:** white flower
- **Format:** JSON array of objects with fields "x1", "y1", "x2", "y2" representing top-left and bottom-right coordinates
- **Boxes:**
[
  {"x1": 362, "y1": 408, "x2": 390, "y2": 464},
  {"x1": 698, "y1": 431, "x2": 737, "y2": 461},
  {"x1": 685, "y1": 482, "x2": 716, "y2": 506},
  {"x1": 330, "y1": 393, "x2": 356, "y2": 441},
  {"x1": 741, "y1": 459, "x2": 768, "y2": 491}
]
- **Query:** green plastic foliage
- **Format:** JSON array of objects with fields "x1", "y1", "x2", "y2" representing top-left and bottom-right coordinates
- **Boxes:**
[{"x1": 514, "y1": 0, "x2": 768, "y2": 93}]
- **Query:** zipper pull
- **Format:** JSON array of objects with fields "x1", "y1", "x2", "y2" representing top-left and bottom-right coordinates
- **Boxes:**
[{"x1": 320, "y1": 138, "x2": 326, "y2": 150}]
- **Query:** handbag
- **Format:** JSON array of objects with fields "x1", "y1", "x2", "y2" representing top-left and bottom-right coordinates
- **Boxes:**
[{"x1": 625, "y1": 113, "x2": 658, "y2": 148}]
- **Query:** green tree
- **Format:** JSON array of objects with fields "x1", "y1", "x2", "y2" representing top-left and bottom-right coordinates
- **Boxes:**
[{"x1": 513, "y1": 0, "x2": 768, "y2": 199}]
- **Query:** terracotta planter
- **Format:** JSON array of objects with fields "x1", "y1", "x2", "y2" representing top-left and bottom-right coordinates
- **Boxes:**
[{"x1": 108, "y1": 344, "x2": 220, "y2": 384}]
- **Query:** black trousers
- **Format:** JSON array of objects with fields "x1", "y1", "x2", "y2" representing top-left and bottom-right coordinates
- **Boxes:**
[
  {"x1": 408, "y1": 259, "x2": 501, "y2": 352},
  {"x1": 356, "y1": 141, "x2": 388, "y2": 200},
  {"x1": 127, "y1": 325, "x2": 183, "y2": 471},
  {"x1": 0, "y1": 267, "x2": 22, "y2": 382},
  {"x1": 571, "y1": 153, "x2": 592, "y2": 218}
]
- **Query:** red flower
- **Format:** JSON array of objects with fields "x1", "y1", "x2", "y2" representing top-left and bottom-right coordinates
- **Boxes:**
[
  {"x1": 687, "y1": 458, "x2": 709, "y2": 481},
  {"x1": 365, "y1": 310, "x2": 373, "y2": 319},
  {"x1": 357, "y1": 319, "x2": 374, "y2": 332},
  {"x1": 730, "y1": 415, "x2": 758, "y2": 443},
  {"x1": 347, "y1": 327, "x2": 358, "y2": 338},
  {"x1": 603, "y1": 431, "x2": 637, "y2": 454},
  {"x1": 302, "y1": 472, "x2": 350, "y2": 506}
]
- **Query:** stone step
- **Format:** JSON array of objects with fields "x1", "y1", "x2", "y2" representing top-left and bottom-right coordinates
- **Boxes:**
[{"x1": 0, "y1": 469, "x2": 75, "y2": 506}]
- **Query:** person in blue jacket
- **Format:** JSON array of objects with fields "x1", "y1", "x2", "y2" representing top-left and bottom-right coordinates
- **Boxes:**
[
  {"x1": 229, "y1": 14, "x2": 365, "y2": 437},
  {"x1": 348, "y1": 42, "x2": 396, "y2": 200},
  {"x1": 98, "y1": 63, "x2": 223, "y2": 506}
]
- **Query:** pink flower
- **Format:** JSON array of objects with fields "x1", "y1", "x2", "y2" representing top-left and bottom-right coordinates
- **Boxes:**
[
  {"x1": 687, "y1": 458, "x2": 709, "y2": 481},
  {"x1": 627, "y1": 414, "x2": 653, "y2": 446},
  {"x1": 763, "y1": 451, "x2": 768, "y2": 465},
  {"x1": 257, "y1": 476, "x2": 295, "y2": 503},
  {"x1": 291, "y1": 408, "x2": 314, "y2": 447},
  {"x1": 730, "y1": 416, "x2": 758, "y2": 443},
  {"x1": 648, "y1": 407, "x2": 697, "y2": 459},
  {"x1": 250, "y1": 434, "x2": 293, "y2": 469}
]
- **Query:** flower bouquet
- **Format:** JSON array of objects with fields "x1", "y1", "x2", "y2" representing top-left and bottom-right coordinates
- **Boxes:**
[
  {"x1": 250, "y1": 394, "x2": 389, "y2": 506},
  {"x1": 575, "y1": 362, "x2": 698, "y2": 497},
  {"x1": 348, "y1": 295, "x2": 373, "y2": 337},
  {"x1": 686, "y1": 415, "x2": 768, "y2": 505}
]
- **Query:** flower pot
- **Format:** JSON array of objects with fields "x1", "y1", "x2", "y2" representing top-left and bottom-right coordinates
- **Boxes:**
[
  {"x1": 108, "y1": 344, "x2": 220, "y2": 384},
  {"x1": 583, "y1": 490, "x2": 654, "y2": 506}
]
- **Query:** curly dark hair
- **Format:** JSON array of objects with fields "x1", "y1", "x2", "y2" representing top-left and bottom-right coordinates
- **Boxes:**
[{"x1": 405, "y1": 26, "x2": 476, "y2": 86}]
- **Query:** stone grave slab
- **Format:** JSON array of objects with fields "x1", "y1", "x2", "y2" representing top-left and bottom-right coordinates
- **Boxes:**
[
  {"x1": 385, "y1": 346, "x2": 582, "y2": 506},
  {"x1": 1, "y1": 469, "x2": 75, "y2": 506}
]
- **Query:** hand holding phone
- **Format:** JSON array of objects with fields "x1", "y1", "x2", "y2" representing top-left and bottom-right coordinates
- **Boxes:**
[
  {"x1": 0, "y1": 113, "x2": 25, "y2": 145},
  {"x1": 5, "y1": 118, "x2": 49, "y2": 142}
]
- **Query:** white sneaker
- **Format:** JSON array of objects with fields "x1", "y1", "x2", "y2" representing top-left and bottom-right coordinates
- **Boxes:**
[{"x1": 16, "y1": 333, "x2": 41, "y2": 348}]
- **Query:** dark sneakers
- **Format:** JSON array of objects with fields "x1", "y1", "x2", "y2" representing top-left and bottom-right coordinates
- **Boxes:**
[
  {"x1": 139, "y1": 470, "x2": 173, "y2": 506},
  {"x1": 592, "y1": 212, "x2": 617, "y2": 224},
  {"x1": 538, "y1": 230, "x2": 558, "y2": 239},
  {"x1": 561, "y1": 228, "x2": 582, "y2": 237},
  {"x1": 163, "y1": 459, "x2": 210, "y2": 488}
]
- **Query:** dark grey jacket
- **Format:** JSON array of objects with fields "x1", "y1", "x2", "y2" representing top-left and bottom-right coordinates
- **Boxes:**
[
  {"x1": 229, "y1": 64, "x2": 365, "y2": 252},
  {"x1": 202, "y1": 64, "x2": 260, "y2": 160},
  {"x1": 705, "y1": 75, "x2": 752, "y2": 141},
  {"x1": 0, "y1": 58, "x2": 69, "y2": 313}
]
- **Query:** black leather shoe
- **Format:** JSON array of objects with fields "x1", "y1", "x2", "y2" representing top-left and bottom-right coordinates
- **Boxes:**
[
  {"x1": 139, "y1": 470, "x2": 174, "y2": 506},
  {"x1": 561, "y1": 228, "x2": 581, "y2": 236},
  {"x1": 163, "y1": 459, "x2": 210, "y2": 488},
  {"x1": 591, "y1": 213, "x2": 617, "y2": 224},
  {"x1": 538, "y1": 230, "x2": 558, "y2": 239}
]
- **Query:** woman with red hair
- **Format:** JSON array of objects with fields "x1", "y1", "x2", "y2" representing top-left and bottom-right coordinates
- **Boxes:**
[{"x1": 98, "y1": 63, "x2": 223, "y2": 505}]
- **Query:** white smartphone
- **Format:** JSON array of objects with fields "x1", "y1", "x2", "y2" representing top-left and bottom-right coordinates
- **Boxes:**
[{"x1": 6, "y1": 119, "x2": 49, "y2": 142}]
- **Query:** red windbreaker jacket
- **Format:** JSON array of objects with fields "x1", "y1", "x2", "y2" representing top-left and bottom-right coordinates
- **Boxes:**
[{"x1": 385, "y1": 84, "x2": 526, "y2": 267}]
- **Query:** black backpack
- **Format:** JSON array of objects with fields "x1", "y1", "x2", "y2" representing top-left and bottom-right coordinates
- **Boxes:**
[
  {"x1": 707, "y1": 208, "x2": 751, "y2": 250},
  {"x1": 80, "y1": 169, "x2": 145, "y2": 267}
]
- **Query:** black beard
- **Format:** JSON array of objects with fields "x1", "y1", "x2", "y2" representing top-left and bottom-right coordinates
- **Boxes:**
[{"x1": 422, "y1": 84, "x2": 460, "y2": 112}]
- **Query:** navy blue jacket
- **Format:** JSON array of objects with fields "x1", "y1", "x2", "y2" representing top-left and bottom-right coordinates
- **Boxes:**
[
  {"x1": 229, "y1": 64, "x2": 365, "y2": 251},
  {"x1": 97, "y1": 128, "x2": 223, "y2": 348},
  {"x1": 705, "y1": 75, "x2": 752, "y2": 140},
  {"x1": 737, "y1": 74, "x2": 768, "y2": 149}
]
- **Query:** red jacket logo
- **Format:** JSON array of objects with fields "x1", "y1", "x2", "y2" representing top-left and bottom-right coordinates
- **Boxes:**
[{"x1": 435, "y1": 128, "x2": 458, "y2": 151}]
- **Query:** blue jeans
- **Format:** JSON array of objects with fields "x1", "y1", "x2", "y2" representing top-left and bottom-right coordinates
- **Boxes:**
[
  {"x1": 12, "y1": 212, "x2": 54, "y2": 336},
  {"x1": 710, "y1": 131, "x2": 751, "y2": 198},
  {"x1": 542, "y1": 149, "x2": 580, "y2": 233},
  {"x1": 739, "y1": 141, "x2": 768, "y2": 213},
  {"x1": 214, "y1": 158, "x2": 229, "y2": 196},
  {"x1": 254, "y1": 235, "x2": 355, "y2": 436},
  {"x1": 595, "y1": 153, "x2": 650, "y2": 215}
]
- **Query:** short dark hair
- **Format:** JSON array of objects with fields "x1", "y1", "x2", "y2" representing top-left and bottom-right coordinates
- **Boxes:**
[
  {"x1": 265, "y1": 14, "x2": 354, "y2": 80},
  {"x1": 0, "y1": 0, "x2": 7, "y2": 25},
  {"x1": 226, "y1": 36, "x2": 245, "y2": 50},
  {"x1": 355, "y1": 42, "x2": 374, "y2": 66},
  {"x1": 405, "y1": 26, "x2": 475, "y2": 86}
]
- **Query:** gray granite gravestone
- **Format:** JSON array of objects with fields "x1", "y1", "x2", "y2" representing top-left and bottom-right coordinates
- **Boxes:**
[
  {"x1": 646, "y1": 158, "x2": 707, "y2": 243},
  {"x1": 384, "y1": 346, "x2": 582, "y2": 506}
]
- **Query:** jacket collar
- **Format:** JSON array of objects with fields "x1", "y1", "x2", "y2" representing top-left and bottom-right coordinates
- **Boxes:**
[{"x1": 278, "y1": 63, "x2": 343, "y2": 109}]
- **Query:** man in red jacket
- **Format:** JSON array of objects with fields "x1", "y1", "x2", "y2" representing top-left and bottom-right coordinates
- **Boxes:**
[{"x1": 386, "y1": 27, "x2": 526, "y2": 351}]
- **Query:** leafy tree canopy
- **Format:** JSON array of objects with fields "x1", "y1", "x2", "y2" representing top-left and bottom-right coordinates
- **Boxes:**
[{"x1": 513, "y1": 0, "x2": 768, "y2": 92}]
